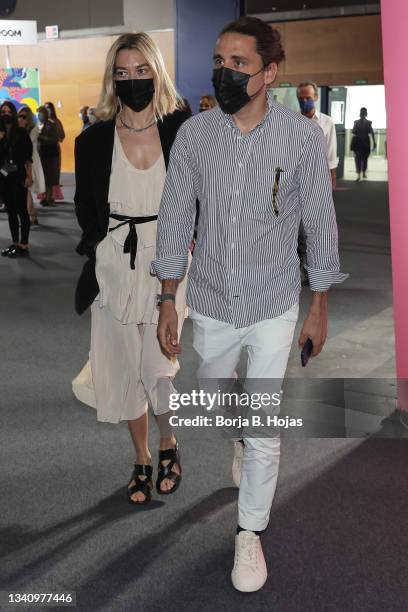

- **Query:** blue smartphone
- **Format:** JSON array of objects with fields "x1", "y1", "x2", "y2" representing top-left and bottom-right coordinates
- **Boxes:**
[{"x1": 301, "y1": 338, "x2": 313, "y2": 367}]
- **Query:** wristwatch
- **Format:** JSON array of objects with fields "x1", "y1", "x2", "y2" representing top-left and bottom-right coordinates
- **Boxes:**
[{"x1": 157, "y1": 293, "x2": 176, "y2": 306}]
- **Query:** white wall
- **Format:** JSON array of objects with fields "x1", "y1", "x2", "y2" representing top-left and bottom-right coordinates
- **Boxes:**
[{"x1": 345, "y1": 85, "x2": 386, "y2": 129}]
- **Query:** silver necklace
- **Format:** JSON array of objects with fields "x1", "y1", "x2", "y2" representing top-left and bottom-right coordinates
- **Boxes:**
[{"x1": 119, "y1": 114, "x2": 157, "y2": 133}]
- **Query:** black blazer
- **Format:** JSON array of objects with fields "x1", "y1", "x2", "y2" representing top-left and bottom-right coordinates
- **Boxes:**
[
  {"x1": 74, "y1": 110, "x2": 190, "y2": 314},
  {"x1": 0, "y1": 127, "x2": 33, "y2": 183}
]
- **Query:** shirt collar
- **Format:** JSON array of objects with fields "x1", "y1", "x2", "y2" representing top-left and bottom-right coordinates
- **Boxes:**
[
  {"x1": 299, "y1": 108, "x2": 320, "y2": 121},
  {"x1": 219, "y1": 88, "x2": 275, "y2": 133}
]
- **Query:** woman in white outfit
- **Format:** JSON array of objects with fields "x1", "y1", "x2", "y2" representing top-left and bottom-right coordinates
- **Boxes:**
[
  {"x1": 18, "y1": 107, "x2": 45, "y2": 225},
  {"x1": 74, "y1": 33, "x2": 191, "y2": 504}
]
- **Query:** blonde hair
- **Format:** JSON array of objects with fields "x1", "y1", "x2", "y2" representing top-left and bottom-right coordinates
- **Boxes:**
[
  {"x1": 96, "y1": 32, "x2": 181, "y2": 121},
  {"x1": 18, "y1": 106, "x2": 36, "y2": 132}
]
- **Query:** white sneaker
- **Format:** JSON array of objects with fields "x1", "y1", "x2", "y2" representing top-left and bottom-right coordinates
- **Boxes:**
[
  {"x1": 232, "y1": 440, "x2": 244, "y2": 487},
  {"x1": 231, "y1": 531, "x2": 267, "y2": 592}
]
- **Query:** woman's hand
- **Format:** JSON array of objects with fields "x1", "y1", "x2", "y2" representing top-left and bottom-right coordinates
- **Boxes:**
[{"x1": 25, "y1": 176, "x2": 33, "y2": 189}]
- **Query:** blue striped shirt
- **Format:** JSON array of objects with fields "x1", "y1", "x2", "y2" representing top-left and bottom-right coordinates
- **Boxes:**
[{"x1": 152, "y1": 91, "x2": 348, "y2": 328}]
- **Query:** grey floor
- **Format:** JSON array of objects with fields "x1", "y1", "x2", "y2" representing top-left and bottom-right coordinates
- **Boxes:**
[{"x1": 0, "y1": 178, "x2": 407, "y2": 612}]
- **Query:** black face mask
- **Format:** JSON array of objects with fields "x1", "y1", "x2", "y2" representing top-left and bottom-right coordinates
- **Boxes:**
[
  {"x1": 2, "y1": 114, "x2": 13, "y2": 125},
  {"x1": 212, "y1": 67, "x2": 264, "y2": 115},
  {"x1": 115, "y1": 78, "x2": 155, "y2": 113}
]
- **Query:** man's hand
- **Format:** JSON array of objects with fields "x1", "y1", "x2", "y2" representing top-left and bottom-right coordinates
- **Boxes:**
[
  {"x1": 25, "y1": 177, "x2": 33, "y2": 189},
  {"x1": 157, "y1": 301, "x2": 181, "y2": 359},
  {"x1": 298, "y1": 293, "x2": 328, "y2": 358}
]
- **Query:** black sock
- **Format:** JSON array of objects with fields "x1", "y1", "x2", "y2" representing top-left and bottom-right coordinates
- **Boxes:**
[{"x1": 237, "y1": 525, "x2": 265, "y2": 537}]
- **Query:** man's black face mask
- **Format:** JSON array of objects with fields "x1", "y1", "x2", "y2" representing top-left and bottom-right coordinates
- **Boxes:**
[{"x1": 212, "y1": 66, "x2": 264, "y2": 115}]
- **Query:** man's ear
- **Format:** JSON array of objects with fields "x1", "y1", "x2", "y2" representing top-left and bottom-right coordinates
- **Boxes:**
[{"x1": 264, "y1": 62, "x2": 278, "y2": 86}]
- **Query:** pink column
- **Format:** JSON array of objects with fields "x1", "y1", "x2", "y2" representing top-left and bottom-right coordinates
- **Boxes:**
[{"x1": 381, "y1": 0, "x2": 408, "y2": 409}]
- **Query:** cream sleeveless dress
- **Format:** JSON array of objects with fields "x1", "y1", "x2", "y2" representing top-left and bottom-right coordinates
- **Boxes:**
[
  {"x1": 30, "y1": 125, "x2": 45, "y2": 195},
  {"x1": 86, "y1": 128, "x2": 188, "y2": 423}
]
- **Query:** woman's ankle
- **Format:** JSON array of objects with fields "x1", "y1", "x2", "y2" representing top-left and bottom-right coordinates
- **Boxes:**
[
  {"x1": 135, "y1": 451, "x2": 152, "y2": 465},
  {"x1": 159, "y1": 435, "x2": 176, "y2": 451}
]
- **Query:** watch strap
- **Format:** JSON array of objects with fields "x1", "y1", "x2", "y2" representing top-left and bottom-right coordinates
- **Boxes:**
[{"x1": 159, "y1": 293, "x2": 176, "y2": 304}]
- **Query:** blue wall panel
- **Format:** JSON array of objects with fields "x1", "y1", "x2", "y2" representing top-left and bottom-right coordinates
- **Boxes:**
[{"x1": 175, "y1": 0, "x2": 240, "y2": 113}]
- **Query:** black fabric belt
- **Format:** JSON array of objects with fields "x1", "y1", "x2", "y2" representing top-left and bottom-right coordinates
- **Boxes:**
[{"x1": 109, "y1": 213, "x2": 158, "y2": 270}]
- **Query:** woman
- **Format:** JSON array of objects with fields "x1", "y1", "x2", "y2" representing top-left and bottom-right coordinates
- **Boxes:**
[
  {"x1": 199, "y1": 94, "x2": 218, "y2": 112},
  {"x1": 44, "y1": 101, "x2": 65, "y2": 142},
  {"x1": 44, "y1": 101, "x2": 65, "y2": 201},
  {"x1": 0, "y1": 101, "x2": 33, "y2": 258},
  {"x1": 74, "y1": 32, "x2": 191, "y2": 505},
  {"x1": 351, "y1": 107, "x2": 376, "y2": 181},
  {"x1": 18, "y1": 106, "x2": 45, "y2": 225},
  {"x1": 37, "y1": 106, "x2": 60, "y2": 207}
]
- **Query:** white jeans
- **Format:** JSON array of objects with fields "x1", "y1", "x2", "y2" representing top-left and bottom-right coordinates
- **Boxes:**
[{"x1": 189, "y1": 304, "x2": 299, "y2": 531}]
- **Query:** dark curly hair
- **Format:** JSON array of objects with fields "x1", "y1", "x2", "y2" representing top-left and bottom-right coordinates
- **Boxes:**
[
  {"x1": 220, "y1": 16, "x2": 285, "y2": 66},
  {"x1": 0, "y1": 100, "x2": 20, "y2": 144}
]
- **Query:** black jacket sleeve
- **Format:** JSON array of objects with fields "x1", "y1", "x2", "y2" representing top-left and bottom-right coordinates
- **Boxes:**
[
  {"x1": 20, "y1": 129, "x2": 33, "y2": 163},
  {"x1": 74, "y1": 133, "x2": 101, "y2": 257}
]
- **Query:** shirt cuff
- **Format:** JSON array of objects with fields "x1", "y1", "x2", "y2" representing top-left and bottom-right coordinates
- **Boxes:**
[
  {"x1": 328, "y1": 159, "x2": 339, "y2": 170},
  {"x1": 151, "y1": 254, "x2": 188, "y2": 281},
  {"x1": 305, "y1": 266, "x2": 349, "y2": 292}
]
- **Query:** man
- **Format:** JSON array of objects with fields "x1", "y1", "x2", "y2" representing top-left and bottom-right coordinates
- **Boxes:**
[
  {"x1": 297, "y1": 81, "x2": 338, "y2": 188},
  {"x1": 152, "y1": 17, "x2": 347, "y2": 593},
  {"x1": 79, "y1": 106, "x2": 90, "y2": 131},
  {"x1": 297, "y1": 82, "x2": 339, "y2": 285}
]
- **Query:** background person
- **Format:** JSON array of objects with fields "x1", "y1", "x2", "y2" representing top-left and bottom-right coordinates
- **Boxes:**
[
  {"x1": 37, "y1": 105, "x2": 60, "y2": 207},
  {"x1": 44, "y1": 101, "x2": 65, "y2": 201},
  {"x1": 297, "y1": 81, "x2": 339, "y2": 284},
  {"x1": 87, "y1": 107, "x2": 99, "y2": 126},
  {"x1": 351, "y1": 106, "x2": 376, "y2": 180},
  {"x1": 180, "y1": 97, "x2": 193, "y2": 116},
  {"x1": 0, "y1": 101, "x2": 33, "y2": 258},
  {"x1": 199, "y1": 94, "x2": 218, "y2": 112},
  {"x1": 297, "y1": 81, "x2": 338, "y2": 188},
  {"x1": 18, "y1": 106, "x2": 45, "y2": 226},
  {"x1": 79, "y1": 105, "x2": 90, "y2": 131},
  {"x1": 74, "y1": 32, "x2": 190, "y2": 505},
  {"x1": 44, "y1": 101, "x2": 65, "y2": 142}
]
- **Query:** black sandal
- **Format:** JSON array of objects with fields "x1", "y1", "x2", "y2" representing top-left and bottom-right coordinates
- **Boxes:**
[
  {"x1": 156, "y1": 443, "x2": 182, "y2": 495},
  {"x1": 127, "y1": 464, "x2": 153, "y2": 505}
]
